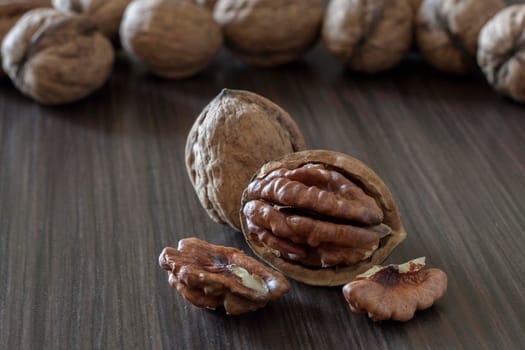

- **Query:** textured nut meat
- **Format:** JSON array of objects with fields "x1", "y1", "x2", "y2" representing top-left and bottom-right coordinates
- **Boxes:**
[
  {"x1": 343, "y1": 257, "x2": 448, "y2": 321},
  {"x1": 1, "y1": 8, "x2": 114, "y2": 105},
  {"x1": 416, "y1": 0, "x2": 504, "y2": 74},
  {"x1": 0, "y1": 1, "x2": 51, "y2": 77},
  {"x1": 322, "y1": 0, "x2": 413, "y2": 73},
  {"x1": 120, "y1": 0, "x2": 222, "y2": 79},
  {"x1": 240, "y1": 150, "x2": 407, "y2": 286},
  {"x1": 52, "y1": 0, "x2": 131, "y2": 44},
  {"x1": 159, "y1": 238, "x2": 291, "y2": 315},
  {"x1": 214, "y1": 0, "x2": 323, "y2": 67},
  {"x1": 186, "y1": 89, "x2": 306, "y2": 231},
  {"x1": 478, "y1": 5, "x2": 525, "y2": 103}
]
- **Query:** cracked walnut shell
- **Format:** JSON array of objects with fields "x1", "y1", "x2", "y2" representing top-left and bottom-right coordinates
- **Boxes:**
[
  {"x1": 214, "y1": 0, "x2": 323, "y2": 67},
  {"x1": 1, "y1": 8, "x2": 114, "y2": 105},
  {"x1": 240, "y1": 150, "x2": 407, "y2": 286},
  {"x1": 120, "y1": 0, "x2": 222, "y2": 79},
  {"x1": 343, "y1": 257, "x2": 448, "y2": 321},
  {"x1": 186, "y1": 89, "x2": 306, "y2": 231},
  {"x1": 322, "y1": 0, "x2": 413, "y2": 73},
  {"x1": 159, "y1": 238, "x2": 291, "y2": 315},
  {"x1": 478, "y1": 5, "x2": 525, "y2": 104},
  {"x1": 416, "y1": 0, "x2": 504, "y2": 74}
]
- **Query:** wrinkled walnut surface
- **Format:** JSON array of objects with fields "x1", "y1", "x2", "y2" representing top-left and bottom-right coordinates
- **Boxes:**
[
  {"x1": 1, "y1": 8, "x2": 114, "y2": 105},
  {"x1": 343, "y1": 257, "x2": 447, "y2": 321},
  {"x1": 478, "y1": 5, "x2": 525, "y2": 103},
  {"x1": 120, "y1": 0, "x2": 222, "y2": 79},
  {"x1": 416, "y1": 0, "x2": 504, "y2": 74},
  {"x1": 322, "y1": 0, "x2": 413, "y2": 73},
  {"x1": 52, "y1": 0, "x2": 131, "y2": 44},
  {"x1": 214, "y1": 0, "x2": 323, "y2": 67},
  {"x1": 240, "y1": 150, "x2": 407, "y2": 286},
  {"x1": 186, "y1": 89, "x2": 306, "y2": 231},
  {"x1": 159, "y1": 237, "x2": 291, "y2": 315}
]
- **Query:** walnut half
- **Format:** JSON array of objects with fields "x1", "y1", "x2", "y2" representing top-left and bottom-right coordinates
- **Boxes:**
[
  {"x1": 343, "y1": 257, "x2": 448, "y2": 321},
  {"x1": 159, "y1": 238, "x2": 291, "y2": 315}
]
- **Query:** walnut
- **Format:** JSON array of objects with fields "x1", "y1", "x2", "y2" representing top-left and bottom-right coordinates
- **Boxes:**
[
  {"x1": 416, "y1": 0, "x2": 505, "y2": 74},
  {"x1": 0, "y1": 1, "x2": 50, "y2": 78},
  {"x1": 213, "y1": 0, "x2": 323, "y2": 67},
  {"x1": 343, "y1": 257, "x2": 448, "y2": 321},
  {"x1": 478, "y1": 5, "x2": 525, "y2": 103},
  {"x1": 186, "y1": 89, "x2": 306, "y2": 231},
  {"x1": 51, "y1": 0, "x2": 131, "y2": 44},
  {"x1": 322, "y1": 0, "x2": 413, "y2": 74},
  {"x1": 240, "y1": 150, "x2": 407, "y2": 286},
  {"x1": 120, "y1": 0, "x2": 222, "y2": 79},
  {"x1": 1, "y1": 8, "x2": 114, "y2": 105},
  {"x1": 159, "y1": 237, "x2": 291, "y2": 315}
]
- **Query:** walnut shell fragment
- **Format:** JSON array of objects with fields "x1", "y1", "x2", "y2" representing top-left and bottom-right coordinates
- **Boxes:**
[
  {"x1": 416, "y1": 0, "x2": 504, "y2": 74},
  {"x1": 120, "y1": 0, "x2": 222, "y2": 79},
  {"x1": 478, "y1": 5, "x2": 525, "y2": 103},
  {"x1": 186, "y1": 89, "x2": 306, "y2": 231},
  {"x1": 322, "y1": 0, "x2": 413, "y2": 73},
  {"x1": 52, "y1": 0, "x2": 131, "y2": 44},
  {"x1": 214, "y1": 0, "x2": 323, "y2": 67},
  {"x1": 1, "y1": 8, "x2": 114, "y2": 105},
  {"x1": 343, "y1": 257, "x2": 448, "y2": 321},
  {"x1": 240, "y1": 150, "x2": 407, "y2": 286},
  {"x1": 159, "y1": 238, "x2": 291, "y2": 315}
]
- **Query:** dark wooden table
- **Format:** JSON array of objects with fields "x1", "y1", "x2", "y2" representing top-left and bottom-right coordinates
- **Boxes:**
[{"x1": 1, "y1": 17, "x2": 525, "y2": 350}]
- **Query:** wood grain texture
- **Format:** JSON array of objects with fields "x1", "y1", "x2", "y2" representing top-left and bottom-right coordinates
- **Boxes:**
[{"x1": 1, "y1": 6, "x2": 525, "y2": 349}]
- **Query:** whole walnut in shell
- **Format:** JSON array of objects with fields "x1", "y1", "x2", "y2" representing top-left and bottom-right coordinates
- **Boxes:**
[
  {"x1": 120, "y1": 0, "x2": 222, "y2": 79},
  {"x1": 2, "y1": 8, "x2": 114, "y2": 105},
  {"x1": 0, "y1": 1, "x2": 50, "y2": 78},
  {"x1": 52, "y1": 0, "x2": 131, "y2": 44},
  {"x1": 416, "y1": 0, "x2": 505, "y2": 74},
  {"x1": 213, "y1": 0, "x2": 323, "y2": 67},
  {"x1": 322, "y1": 0, "x2": 413, "y2": 73},
  {"x1": 478, "y1": 5, "x2": 525, "y2": 103},
  {"x1": 186, "y1": 89, "x2": 306, "y2": 231}
]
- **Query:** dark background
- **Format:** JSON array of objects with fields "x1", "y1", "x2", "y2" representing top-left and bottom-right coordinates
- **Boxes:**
[{"x1": 1, "y1": 1, "x2": 524, "y2": 349}]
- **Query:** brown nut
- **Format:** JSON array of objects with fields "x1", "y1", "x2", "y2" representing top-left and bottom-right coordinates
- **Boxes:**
[
  {"x1": 1, "y1": 8, "x2": 114, "y2": 105},
  {"x1": 52, "y1": 0, "x2": 131, "y2": 44},
  {"x1": 343, "y1": 257, "x2": 448, "y2": 321},
  {"x1": 240, "y1": 150, "x2": 407, "y2": 286},
  {"x1": 159, "y1": 237, "x2": 291, "y2": 315},
  {"x1": 322, "y1": 0, "x2": 413, "y2": 74},
  {"x1": 120, "y1": 0, "x2": 222, "y2": 79},
  {"x1": 478, "y1": 5, "x2": 525, "y2": 104},
  {"x1": 186, "y1": 89, "x2": 306, "y2": 231},
  {"x1": 416, "y1": 0, "x2": 504, "y2": 74},
  {"x1": 213, "y1": 0, "x2": 323, "y2": 67},
  {"x1": 0, "y1": 1, "x2": 51, "y2": 78}
]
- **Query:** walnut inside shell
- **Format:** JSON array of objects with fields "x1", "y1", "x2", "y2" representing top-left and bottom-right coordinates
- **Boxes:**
[
  {"x1": 478, "y1": 5, "x2": 525, "y2": 103},
  {"x1": 416, "y1": 0, "x2": 505, "y2": 74},
  {"x1": 240, "y1": 150, "x2": 407, "y2": 286},
  {"x1": 1, "y1": 8, "x2": 114, "y2": 105},
  {"x1": 186, "y1": 89, "x2": 306, "y2": 231}
]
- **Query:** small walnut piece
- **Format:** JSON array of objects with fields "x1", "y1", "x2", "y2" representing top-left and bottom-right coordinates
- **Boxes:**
[
  {"x1": 240, "y1": 150, "x2": 407, "y2": 286},
  {"x1": 214, "y1": 0, "x2": 323, "y2": 67},
  {"x1": 186, "y1": 89, "x2": 306, "y2": 231},
  {"x1": 120, "y1": 0, "x2": 222, "y2": 79},
  {"x1": 159, "y1": 238, "x2": 291, "y2": 315},
  {"x1": 2, "y1": 8, "x2": 114, "y2": 105},
  {"x1": 52, "y1": 0, "x2": 131, "y2": 44},
  {"x1": 416, "y1": 0, "x2": 505, "y2": 74},
  {"x1": 322, "y1": 0, "x2": 413, "y2": 73},
  {"x1": 343, "y1": 257, "x2": 448, "y2": 321},
  {"x1": 478, "y1": 5, "x2": 525, "y2": 103}
]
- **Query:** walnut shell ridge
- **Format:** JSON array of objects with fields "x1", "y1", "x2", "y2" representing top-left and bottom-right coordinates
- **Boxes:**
[
  {"x1": 186, "y1": 89, "x2": 306, "y2": 231},
  {"x1": 1, "y1": 8, "x2": 114, "y2": 105}
]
